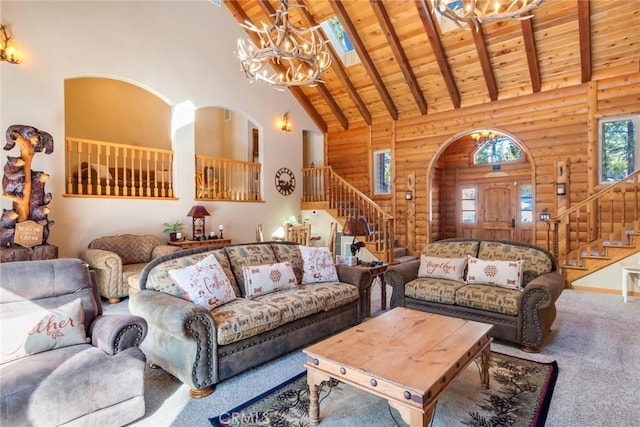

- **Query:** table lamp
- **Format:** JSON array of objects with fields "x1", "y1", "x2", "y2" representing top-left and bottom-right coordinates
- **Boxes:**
[
  {"x1": 186, "y1": 205, "x2": 210, "y2": 239},
  {"x1": 342, "y1": 216, "x2": 371, "y2": 262}
]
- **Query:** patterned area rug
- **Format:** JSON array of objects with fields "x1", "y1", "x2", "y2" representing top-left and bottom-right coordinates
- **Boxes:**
[{"x1": 210, "y1": 352, "x2": 557, "y2": 427}]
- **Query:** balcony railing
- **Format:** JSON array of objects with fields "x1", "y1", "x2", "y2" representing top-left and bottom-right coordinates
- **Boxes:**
[
  {"x1": 195, "y1": 155, "x2": 262, "y2": 202},
  {"x1": 65, "y1": 137, "x2": 174, "y2": 198}
]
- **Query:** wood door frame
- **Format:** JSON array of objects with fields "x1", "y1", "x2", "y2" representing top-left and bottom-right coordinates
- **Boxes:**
[{"x1": 425, "y1": 128, "x2": 538, "y2": 244}]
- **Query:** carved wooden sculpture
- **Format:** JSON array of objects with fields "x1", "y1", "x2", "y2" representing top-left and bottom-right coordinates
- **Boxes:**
[{"x1": 1, "y1": 125, "x2": 54, "y2": 247}]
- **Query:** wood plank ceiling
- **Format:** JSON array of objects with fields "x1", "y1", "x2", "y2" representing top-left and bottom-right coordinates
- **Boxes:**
[{"x1": 223, "y1": 0, "x2": 640, "y2": 134}]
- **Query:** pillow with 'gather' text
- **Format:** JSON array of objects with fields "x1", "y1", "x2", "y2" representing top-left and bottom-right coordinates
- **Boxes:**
[
  {"x1": 1, "y1": 298, "x2": 89, "y2": 364},
  {"x1": 417, "y1": 255, "x2": 467, "y2": 282},
  {"x1": 299, "y1": 246, "x2": 339, "y2": 284},
  {"x1": 242, "y1": 262, "x2": 298, "y2": 299},
  {"x1": 466, "y1": 256, "x2": 524, "y2": 290},
  {"x1": 169, "y1": 254, "x2": 236, "y2": 309}
]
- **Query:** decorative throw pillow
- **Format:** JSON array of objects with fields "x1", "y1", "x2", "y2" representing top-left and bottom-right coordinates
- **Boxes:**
[
  {"x1": 1, "y1": 298, "x2": 89, "y2": 364},
  {"x1": 466, "y1": 256, "x2": 524, "y2": 290},
  {"x1": 242, "y1": 262, "x2": 298, "y2": 299},
  {"x1": 417, "y1": 255, "x2": 467, "y2": 282},
  {"x1": 299, "y1": 246, "x2": 339, "y2": 284},
  {"x1": 169, "y1": 254, "x2": 236, "y2": 309}
]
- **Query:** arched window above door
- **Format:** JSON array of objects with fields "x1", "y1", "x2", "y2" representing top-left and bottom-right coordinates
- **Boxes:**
[{"x1": 471, "y1": 131, "x2": 523, "y2": 164}]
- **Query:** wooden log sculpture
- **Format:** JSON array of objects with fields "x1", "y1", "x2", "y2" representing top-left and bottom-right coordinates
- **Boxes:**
[{"x1": 1, "y1": 125, "x2": 54, "y2": 247}]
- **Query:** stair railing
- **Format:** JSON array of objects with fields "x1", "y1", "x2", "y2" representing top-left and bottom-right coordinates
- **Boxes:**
[
  {"x1": 546, "y1": 169, "x2": 640, "y2": 268},
  {"x1": 303, "y1": 166, "x2": 395, "y2": 263}
]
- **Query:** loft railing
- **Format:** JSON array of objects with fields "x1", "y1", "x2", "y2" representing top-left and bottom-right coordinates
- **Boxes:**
[
  {"x1": 303, "y1": 166, "x2": 395, "y2": 262},
  {"x1": 65, "y1": 137, "x2": 174, "y2": 198},
  {"x1": 546, "y1": 169, "x2": 640, "y2": 267},
  {"x1": 195, "y1": 155, "x2": 262, "y2": 202}
]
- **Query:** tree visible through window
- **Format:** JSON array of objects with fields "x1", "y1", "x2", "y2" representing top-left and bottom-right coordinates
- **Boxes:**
[
  {"x1": 474, "y1": 136, "x2": 522, "y2": 164},
  {"x1": 600, "y1": 115, "x2": 638, "y2": 183},
  {"x1": 373, "y1": 149, "x2": 391, "y2": 195}
]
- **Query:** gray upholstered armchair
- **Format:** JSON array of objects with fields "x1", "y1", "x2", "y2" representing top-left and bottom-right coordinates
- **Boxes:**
[
  {"x1": 80, "y1": 233, "x2": 179, "y2": 303},
  {"x1": 0, "y1": 258, "x2": 148, "y2": 426}
]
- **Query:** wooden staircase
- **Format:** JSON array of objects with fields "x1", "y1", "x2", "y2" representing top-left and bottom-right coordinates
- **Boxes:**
[
  {"x1": 301, "y1": 166, "x2": 397, "y2": 263},
  {"x1": 547, "y1": 170, "x2": 640, "y2": 285}
]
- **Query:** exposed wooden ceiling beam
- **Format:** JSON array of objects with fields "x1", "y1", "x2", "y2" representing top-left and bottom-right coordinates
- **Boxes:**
[
  {"x1": 295, "y1": 0, "x2": 372, "y2": 126},
  {"x1": 255, "y1": 0, "x2": 349, "y2": 130},
  {"x1": 521, "y1": 15, "x2": 541, "y2": 93},
  {"x1": 577, "y1": 0, "x2": 592, "y2": 83},
  {"x1": 371, "y1": 0, "x2": 428, "y2": 115},
  {"x1": 222, "y1": 0, "x2": 328, "y2": 133},
  {"x1": 329, "y1": 0, "x2": 399, "y2": 120},
  {"x1": 415, "y1": 0, "x2": 461, "y2": 109},
  {"x1": 470, "y1": 24, "x2": 498, "y2": 101}
]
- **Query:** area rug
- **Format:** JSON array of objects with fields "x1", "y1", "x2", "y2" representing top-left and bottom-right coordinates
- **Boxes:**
[{"x1": 210, "y1": 352, "x2": 558, "y2": 427}]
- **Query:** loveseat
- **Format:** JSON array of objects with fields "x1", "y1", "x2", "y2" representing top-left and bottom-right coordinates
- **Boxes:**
[
  {"x1": 0, "y1": 258, "x2": 148, "y2": 426},
  {"x1": 80, "y1": 233, "x2": 180, "y2": 303},
  {"x1": 129, "y1": 241, "x2": 371, "y2": 398},
  {"x1": 385, "y1": 238, "x2": 564, "y2": 352}
]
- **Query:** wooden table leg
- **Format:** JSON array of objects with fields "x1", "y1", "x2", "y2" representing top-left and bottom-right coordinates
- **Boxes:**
[
  {"x1": 479, "y1": 344, "x2": 491, "y2": 389},
  {"x1": 306, "y1": 368, "x2": 331, "y2": 426},
  {"x1": 390, "y1": 400, "x2": 434, "y2": 427},
  {"x1": 379, "y1": 275, "x2": 387, "y2": 310}
]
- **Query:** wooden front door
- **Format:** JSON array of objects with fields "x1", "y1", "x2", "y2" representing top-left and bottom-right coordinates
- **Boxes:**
[{"x1": 479, "y1": 183, "x2": 516, "y2": 240}]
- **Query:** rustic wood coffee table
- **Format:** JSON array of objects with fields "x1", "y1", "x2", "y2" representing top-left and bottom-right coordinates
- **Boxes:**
[{"x1": 303, "y1": 307, "x2": 493, "y2": 427}]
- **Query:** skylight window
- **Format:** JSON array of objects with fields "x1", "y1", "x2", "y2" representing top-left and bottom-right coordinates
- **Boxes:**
[
  {"x1": 321, "y1": 16, "x2": 360, "y2": 67},
  {"x1": 432, "y1": 0, "x2": 462, "y2": 33}
]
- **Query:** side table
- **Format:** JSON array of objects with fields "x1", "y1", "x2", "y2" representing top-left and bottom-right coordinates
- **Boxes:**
[
  {"x1": 620, "y1": 261, "x2": 640, "y2": 303},
  {"x1": 355, "y1": 263, "x2": 388, "y2": 318},
  {"x1": 168, "y1": 238, "x2": 231, "y2": 249}
]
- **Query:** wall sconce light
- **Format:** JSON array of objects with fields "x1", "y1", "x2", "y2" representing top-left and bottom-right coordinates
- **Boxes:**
[
  {"x1": 279, "y1": 112, "x2": 292, "y2": 132},
  {"x1": 540, "y1": 208, "x2": 551, "y2": 222},
  {"x1": 1, "y1": 24, "x2": 21, "y2": 64},
  {"x1": 405, "y1": 189, "x2": 413, "y2": 200},
  {"x1": 556, "y1": 182, "x2": 566, "y2": 196}
]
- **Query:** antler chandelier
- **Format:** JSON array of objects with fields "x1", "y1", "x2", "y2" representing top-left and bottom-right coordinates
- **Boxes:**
[
  {"x1": 235, "y1": 0, "x2": 331, "y2": 89},
  {"x1": 434, "y1": 0, "x2": 544, "y2": 31}
]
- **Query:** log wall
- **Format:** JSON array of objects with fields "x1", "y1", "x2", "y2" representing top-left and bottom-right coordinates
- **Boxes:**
[{"x1": 327, "y1": 72, "x2": 640, "y2": 254}]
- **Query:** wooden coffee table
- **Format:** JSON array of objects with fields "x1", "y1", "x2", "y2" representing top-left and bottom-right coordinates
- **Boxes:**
[{"x1": 303, "y1": 307, "x2": 493, "y2": 427}]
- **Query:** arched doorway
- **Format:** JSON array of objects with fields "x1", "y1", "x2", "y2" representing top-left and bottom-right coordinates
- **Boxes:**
[{"x1": 426, "y1": 129, "x2": 537, "y2": 244}]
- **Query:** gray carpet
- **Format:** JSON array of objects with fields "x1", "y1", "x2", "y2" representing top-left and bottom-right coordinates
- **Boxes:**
[{"x1": 108, "y1": 286, "x2": 640, "y2": 427}]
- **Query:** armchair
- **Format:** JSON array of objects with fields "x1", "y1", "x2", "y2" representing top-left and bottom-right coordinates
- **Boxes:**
[
  {"x1": 0, "y1": 258, "x2": 148, "y2": 426},
  {"x1": 80, "y1": 233, "x2": 179, "y2": 303}
]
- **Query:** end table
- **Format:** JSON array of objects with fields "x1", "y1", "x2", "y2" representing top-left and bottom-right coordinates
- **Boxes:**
[{"x1": 355, "y1": 263, "x2": 388, "y2": 318}]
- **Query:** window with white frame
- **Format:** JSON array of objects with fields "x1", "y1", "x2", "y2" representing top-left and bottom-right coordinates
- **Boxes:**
[
  {"x1": 520, "y1": 184, "x2": 533, "y2": 223},
  {"x1": 599, "y1": 115, "x2": 639, "y2": 183},
  {"x1": 461, "y1": 187, "x2": 476, "y2": 223},
  {"x1": 373, "y1": 149, "x2": 391, "y2": 195}
]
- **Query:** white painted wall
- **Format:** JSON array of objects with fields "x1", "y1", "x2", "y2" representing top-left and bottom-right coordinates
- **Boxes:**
[{"x1": 0, "y1": 1, "x2": 320, "y2": 257}]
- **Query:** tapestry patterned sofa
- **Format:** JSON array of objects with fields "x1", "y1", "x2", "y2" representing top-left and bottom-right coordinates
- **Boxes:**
[
  {"x1": 80, "y1": 233, "x2": 179, "y2": 303},
  {"x1": 0, "y1": 259, "x2": 148, "y2": 426},
  {"x1": 385, "y1": 238, "x2": 564, "y2": 352},
  {"x1": 129, "y1": 241, "x2": 371, "y2": 398}
]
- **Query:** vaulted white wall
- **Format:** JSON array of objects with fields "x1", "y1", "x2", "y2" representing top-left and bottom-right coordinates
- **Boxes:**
[{"x1": 0, "y1": 1, "x2": 319, "y2": 257}]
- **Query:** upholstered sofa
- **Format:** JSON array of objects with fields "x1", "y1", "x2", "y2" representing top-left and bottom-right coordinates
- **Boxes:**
[
  {"x1": 80, "y1": 233, "x2": 179, "y2": 303},
  {"x1": 385, "y1": 238, "x2": 564, "y2": 352},
  {"x1": 129, "y1": 241, "x2": 371, "y2": 398},
  {"x1": 0, "y1": 258, "x2": 148, "y2": 426}
]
